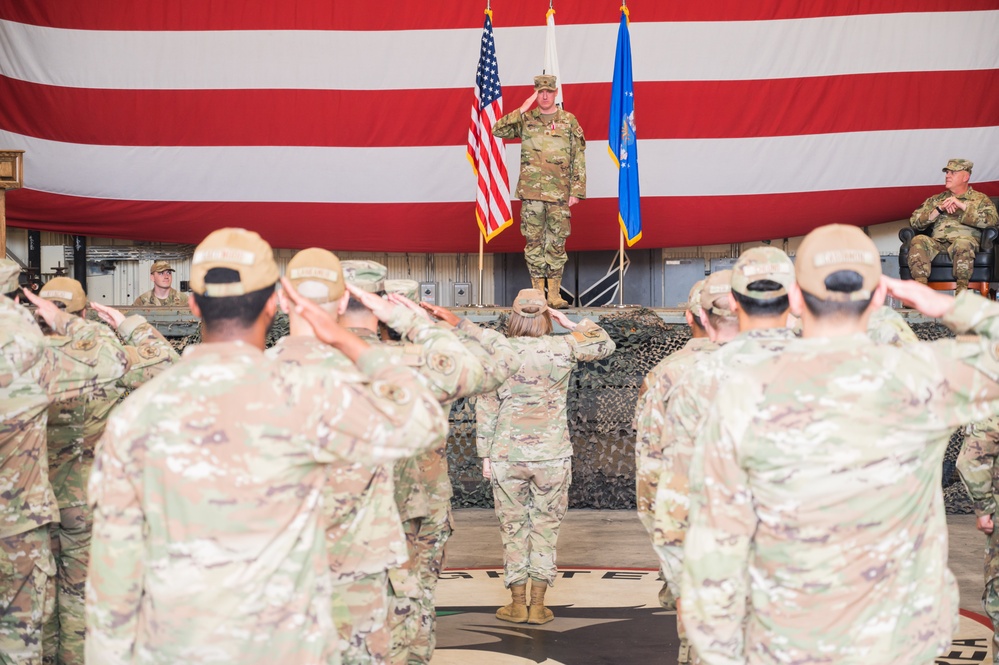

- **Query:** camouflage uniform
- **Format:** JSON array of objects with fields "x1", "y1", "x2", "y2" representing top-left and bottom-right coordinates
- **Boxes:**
[
  {"x1": 0, "y1": 295, "x2": 129, "y2": 665},
  {"x1": 85, "y1": 335, "x2": 448, "y2": 665},
  {"x1": 267, "y1": 335, "x2": 406, "y2": 665},
  {"x1": 908, "y1": 186, "x2": 998, "y2": 286},
  {"x1": 475, "y1": 320, "x2": 615, "y2": 587},
  {"x1": 131, "y1": 288, "x2": 186, "y2": 307},
  {"x1": 42, "y1": 316, "x2": 177, "y2": 665},
  {"x1": 682, "y1": 291, "x2": 999, "y2": 665},
  {"x1": 348, "y1": 306, "x2": 516, "y2": 665},
  {"x1": 492, "y1": 105, "x2": 586, "y2": 280},
  {"x1": 956, "y1": 415, "x2": 999, "y2": 663}
]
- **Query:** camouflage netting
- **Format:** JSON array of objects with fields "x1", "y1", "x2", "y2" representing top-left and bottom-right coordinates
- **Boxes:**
[{"x1": 167, "y1": 311, "x2": 976, "y2": 514}]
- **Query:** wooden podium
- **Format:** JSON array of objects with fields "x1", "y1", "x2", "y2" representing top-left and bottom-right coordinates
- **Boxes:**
[{"x1": 0, "y1": 150, "x2": 25, "y2": 254}]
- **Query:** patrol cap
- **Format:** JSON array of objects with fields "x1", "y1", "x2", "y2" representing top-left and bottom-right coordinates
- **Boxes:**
[
  {"x1": 700, "y1": 270, "x2": 736, "y2": 318},
  {"x1": 686, "y1": 279, "x2": 705, "y2": 317},
  {"x1": 943, "y1": 158, "x2": 973, "y2": 174},
  {"x1": 534, "y1": 75, "x2": 557, "y2": 92},
  {"x1": 39, "y1": 277, "x2": 87, "y2": 313},
  {"x1": 285, "y1": 248, "x2": 344, "y2": 304},
  {"x1": 796, "y1": 224, "x2": 881, "y2": 302},
  {"x1": 731, "y1": 247, "x2": 795, "y2": 299},
  {"x1": 0, "y1": 259, "x2": 21, "y2": 294},
  {"x1": 512, "y1": 288, "x2": 547, "y2": 318},
  {"x1": 189, "y1": 228, "x2": 279, "y2": 297},
  {"x1": 150, "y1": 260, "x2": 175, "y2": 274},
  {"x1": 341, "y1": 260, "x2": 387, "y2": 294},
  {"x1": 384, "y1": 279, "x2": 419, "y2": 301}
]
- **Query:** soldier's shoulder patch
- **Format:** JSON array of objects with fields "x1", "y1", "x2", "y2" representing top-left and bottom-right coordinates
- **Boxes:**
[
  {"x1": 72, "y1": 337, "x2": 97, "y2": 352},
  {"x1": 573, "y1": 124, "x2": 584, "y2": 139},
  {"x1": 371, "y1": 380, "x2": 412, "y2": 405},
  {"x1": 427, "y1": 352, "x2": 456, "y2": 376},
  {"x1": 137, "y1": 345, "x2": 161, "y2": 359},
  {"x1": 572, "y1": 327, "x2": 603, "y2": 342}
]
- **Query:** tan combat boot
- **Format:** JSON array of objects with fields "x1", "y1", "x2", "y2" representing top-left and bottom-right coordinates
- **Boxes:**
[
  {"x1": 531, "y1": 276, "x2": 545, "y2": 294},
  {"x1": 527, "y1": 581, "x2": 554, "y2": 625},
  {"x1": 496, "y1": 583, "x2": 528, "y2": 623},
  {"x1": 546, "y1": 276, "x2": 569, "y2": 309}
]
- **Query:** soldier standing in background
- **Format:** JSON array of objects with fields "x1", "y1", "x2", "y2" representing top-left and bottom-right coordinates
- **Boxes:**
[
  {"x1": 0, "y1": 262, "x2": 133, "y2": 665},
  {"x1": 266, "y1": 250, "x2": 409, "y2": 665},
  {"x1": 476, "y1": 289, "x2": 614, "y2": 625},
  {"x1": 85, "y1": 229, "x2": 447, "y2": 665},
  {"x1": 956, "y1": 416, "x2": 999, "y2": 664},
  {"x1": 493, "y1": 75, "x2": 586, "y2": 309},
  {"x1": 683, "y1": 224, "x2": 999, "y2": 664},
  {"x1": 907, "y1": 158, "x2": 998, "y2": 294},
  {"x1": 340, "y1": 262, "x2": 517, "y2": 665},
  {"x1": 34, "y1": 277, "x2": 177, "y2": 665},
  {"x1": 132, "y1": 261, "x2": 186, "y2": 306}
]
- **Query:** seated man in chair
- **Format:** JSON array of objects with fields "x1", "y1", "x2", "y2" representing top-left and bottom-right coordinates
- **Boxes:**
[{"x1": 908, "y1": 158, "x2": 997, "y2": 294}]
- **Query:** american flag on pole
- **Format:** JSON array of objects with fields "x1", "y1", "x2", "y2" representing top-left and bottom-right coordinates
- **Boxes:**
[{"x1": 467, "y1": 10, "x2": 513, "y2": 242}]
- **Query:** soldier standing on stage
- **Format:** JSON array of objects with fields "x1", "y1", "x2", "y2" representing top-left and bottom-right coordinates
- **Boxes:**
[{"x1": 493, "y1": 75, "x2": 586, "y2": 309}]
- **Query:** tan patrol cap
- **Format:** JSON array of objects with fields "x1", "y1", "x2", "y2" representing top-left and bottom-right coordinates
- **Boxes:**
[
  {"x1": 341, "y1": 260, "x2": 387, "y2": 294},
  {"x1": 150, "y1": 260, "x2": 175, "y2": 274},
  {"x1": 534, "y1": 75, "x2": 557, "y2": 92},
  {"x1": 512, "y1": 288, "x2": 547, "y2": 318},
  {"x1": 731, "y1": 247, "x2": 795, "y2": 299},
  {"x1": 700, "y1": 270, "x2": 735, "y2": 318},
  {"x1": 39, "y1": 277, "x2": 87, "y2": 313},
  {"x1": 686, "y1": 279, "x2": 705, "y2": 317},
  {"x1": 189, "y1": 228, "x2": 279, "y2": 297},
  {"x1": 796, "y1": 224, "x2": 881, "y2": 302},
  {"x1": 285, "y1": 248, "x2": 344, "y2": 304},
  {"x1": 384, "y1": 279, "x2": 419, "y2": 301},
  {"x1": 0, "y1": 259, "x2": 21, "y2": 294},
  {"x1": 943, "y1": 158, "x2": 973, "y2": 174}
]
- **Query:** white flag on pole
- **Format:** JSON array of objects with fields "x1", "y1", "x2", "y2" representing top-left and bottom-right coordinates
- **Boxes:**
[{"x1": 544, "y1": 7, "x2": 563, "y2": 108}]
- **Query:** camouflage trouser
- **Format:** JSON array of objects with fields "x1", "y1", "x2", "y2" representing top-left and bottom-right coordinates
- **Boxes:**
[
  {"x1": 331, "y1": 571, "x2": 391, "y2": 665},
  {"x1": 0, "y1": 527, "x2": 56, "y2": 665},
  {"x1": 907, "y1": 235, "x2": 978, "y2": 285},
  {"x1": 400, "y1": 506, "x2": 452, "y2": 665},
  {"x1": 675, "y1": 610, "x2": 702, "y2": 665},
  {"x1": 521, "y1": 200, "x2": 571, "y2": 279},
  {"x1": 41, "y1": 507, "x2": 89, "y2": 665},
  {"x1": 983, "y1": 528, "x2": 999, "y2": 663},
  {"x1": 489, "y1": 457, "x2": 571, "y2": 587},
  {"x1": 385, "y1": 567, "x2": 419, "y2": 665}
]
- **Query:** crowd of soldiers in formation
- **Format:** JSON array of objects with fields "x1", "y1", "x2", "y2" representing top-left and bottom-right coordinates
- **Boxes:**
[
  {"x1": 635, "y1": 224, "x2": 999, "y2": 665},
  {"x1": 0, "y1": 227, "x2": 538, "y2": 665},
  {"x1": 5, "y1": 212, "x2": 999, "y2": 665}
]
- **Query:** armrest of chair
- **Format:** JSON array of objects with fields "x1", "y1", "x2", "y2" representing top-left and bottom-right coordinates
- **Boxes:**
[
  {"x1": 899, "y1": 227, "x2": 916, "y2": 246},
  {"x1": 981, "y1": 226, "x2": 998, "y2": 252}
]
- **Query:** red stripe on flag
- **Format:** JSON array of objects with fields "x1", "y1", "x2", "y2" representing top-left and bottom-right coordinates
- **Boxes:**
[
  {"x1": 8, "y1": 185, "x2": 997, "y2": 252},
  {"x1": 2, "y1": 1, "x2": 996, "y2": 30},
  {"x1": 3, "y1": 72, "x2": 997, "y2": 149}
]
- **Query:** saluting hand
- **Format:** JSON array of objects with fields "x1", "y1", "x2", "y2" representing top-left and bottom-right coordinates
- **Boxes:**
[
  {"x1": 89, "y1": 301, "x2": 126, "y2": 330},
  {"x1": 519, "y1": 91, "x2": 538, "y2": 114},
  {"x1": 548, "y1": 307, "x2": 576, "y2": 331},
  {"x1": 347, "y1": 284, "x2": 397, "y2": 322},
  {"x1": 883, "y1": 276, "x2": 954, "y2": 318},
  {"x1": 420, "y1": 301, "x2": 461, "y2": 327},
  {"x1": 387, "y1": 293, "x2": 433, "y2": 322},
  {"x1": 21, "y1": 287, "x2": 64, "y2": 329}
]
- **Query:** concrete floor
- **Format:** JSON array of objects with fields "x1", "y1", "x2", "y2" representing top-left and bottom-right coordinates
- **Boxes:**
[{"x1": 447, "y1": 508, "x2": 991, "y2": 614}]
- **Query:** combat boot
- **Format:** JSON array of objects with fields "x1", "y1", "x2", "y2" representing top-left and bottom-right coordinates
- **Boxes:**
[
  {"x1": 531, "y1": 276, "x2": 545, "y2": 294},
  {"x1": 496, "y1": 583, "x2": 528, "y2": 623},
  {"x1": 527, "y1": 581, "x2": 554, "y2": 624},
  {"x1": 546, "y1": 276, "x2": 569, "y2": 309}
]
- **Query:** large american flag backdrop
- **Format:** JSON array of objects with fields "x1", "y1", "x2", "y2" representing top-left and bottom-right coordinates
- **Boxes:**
[{"x1": 0, "y1": 1, "x2": 996, "y2": 253}]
